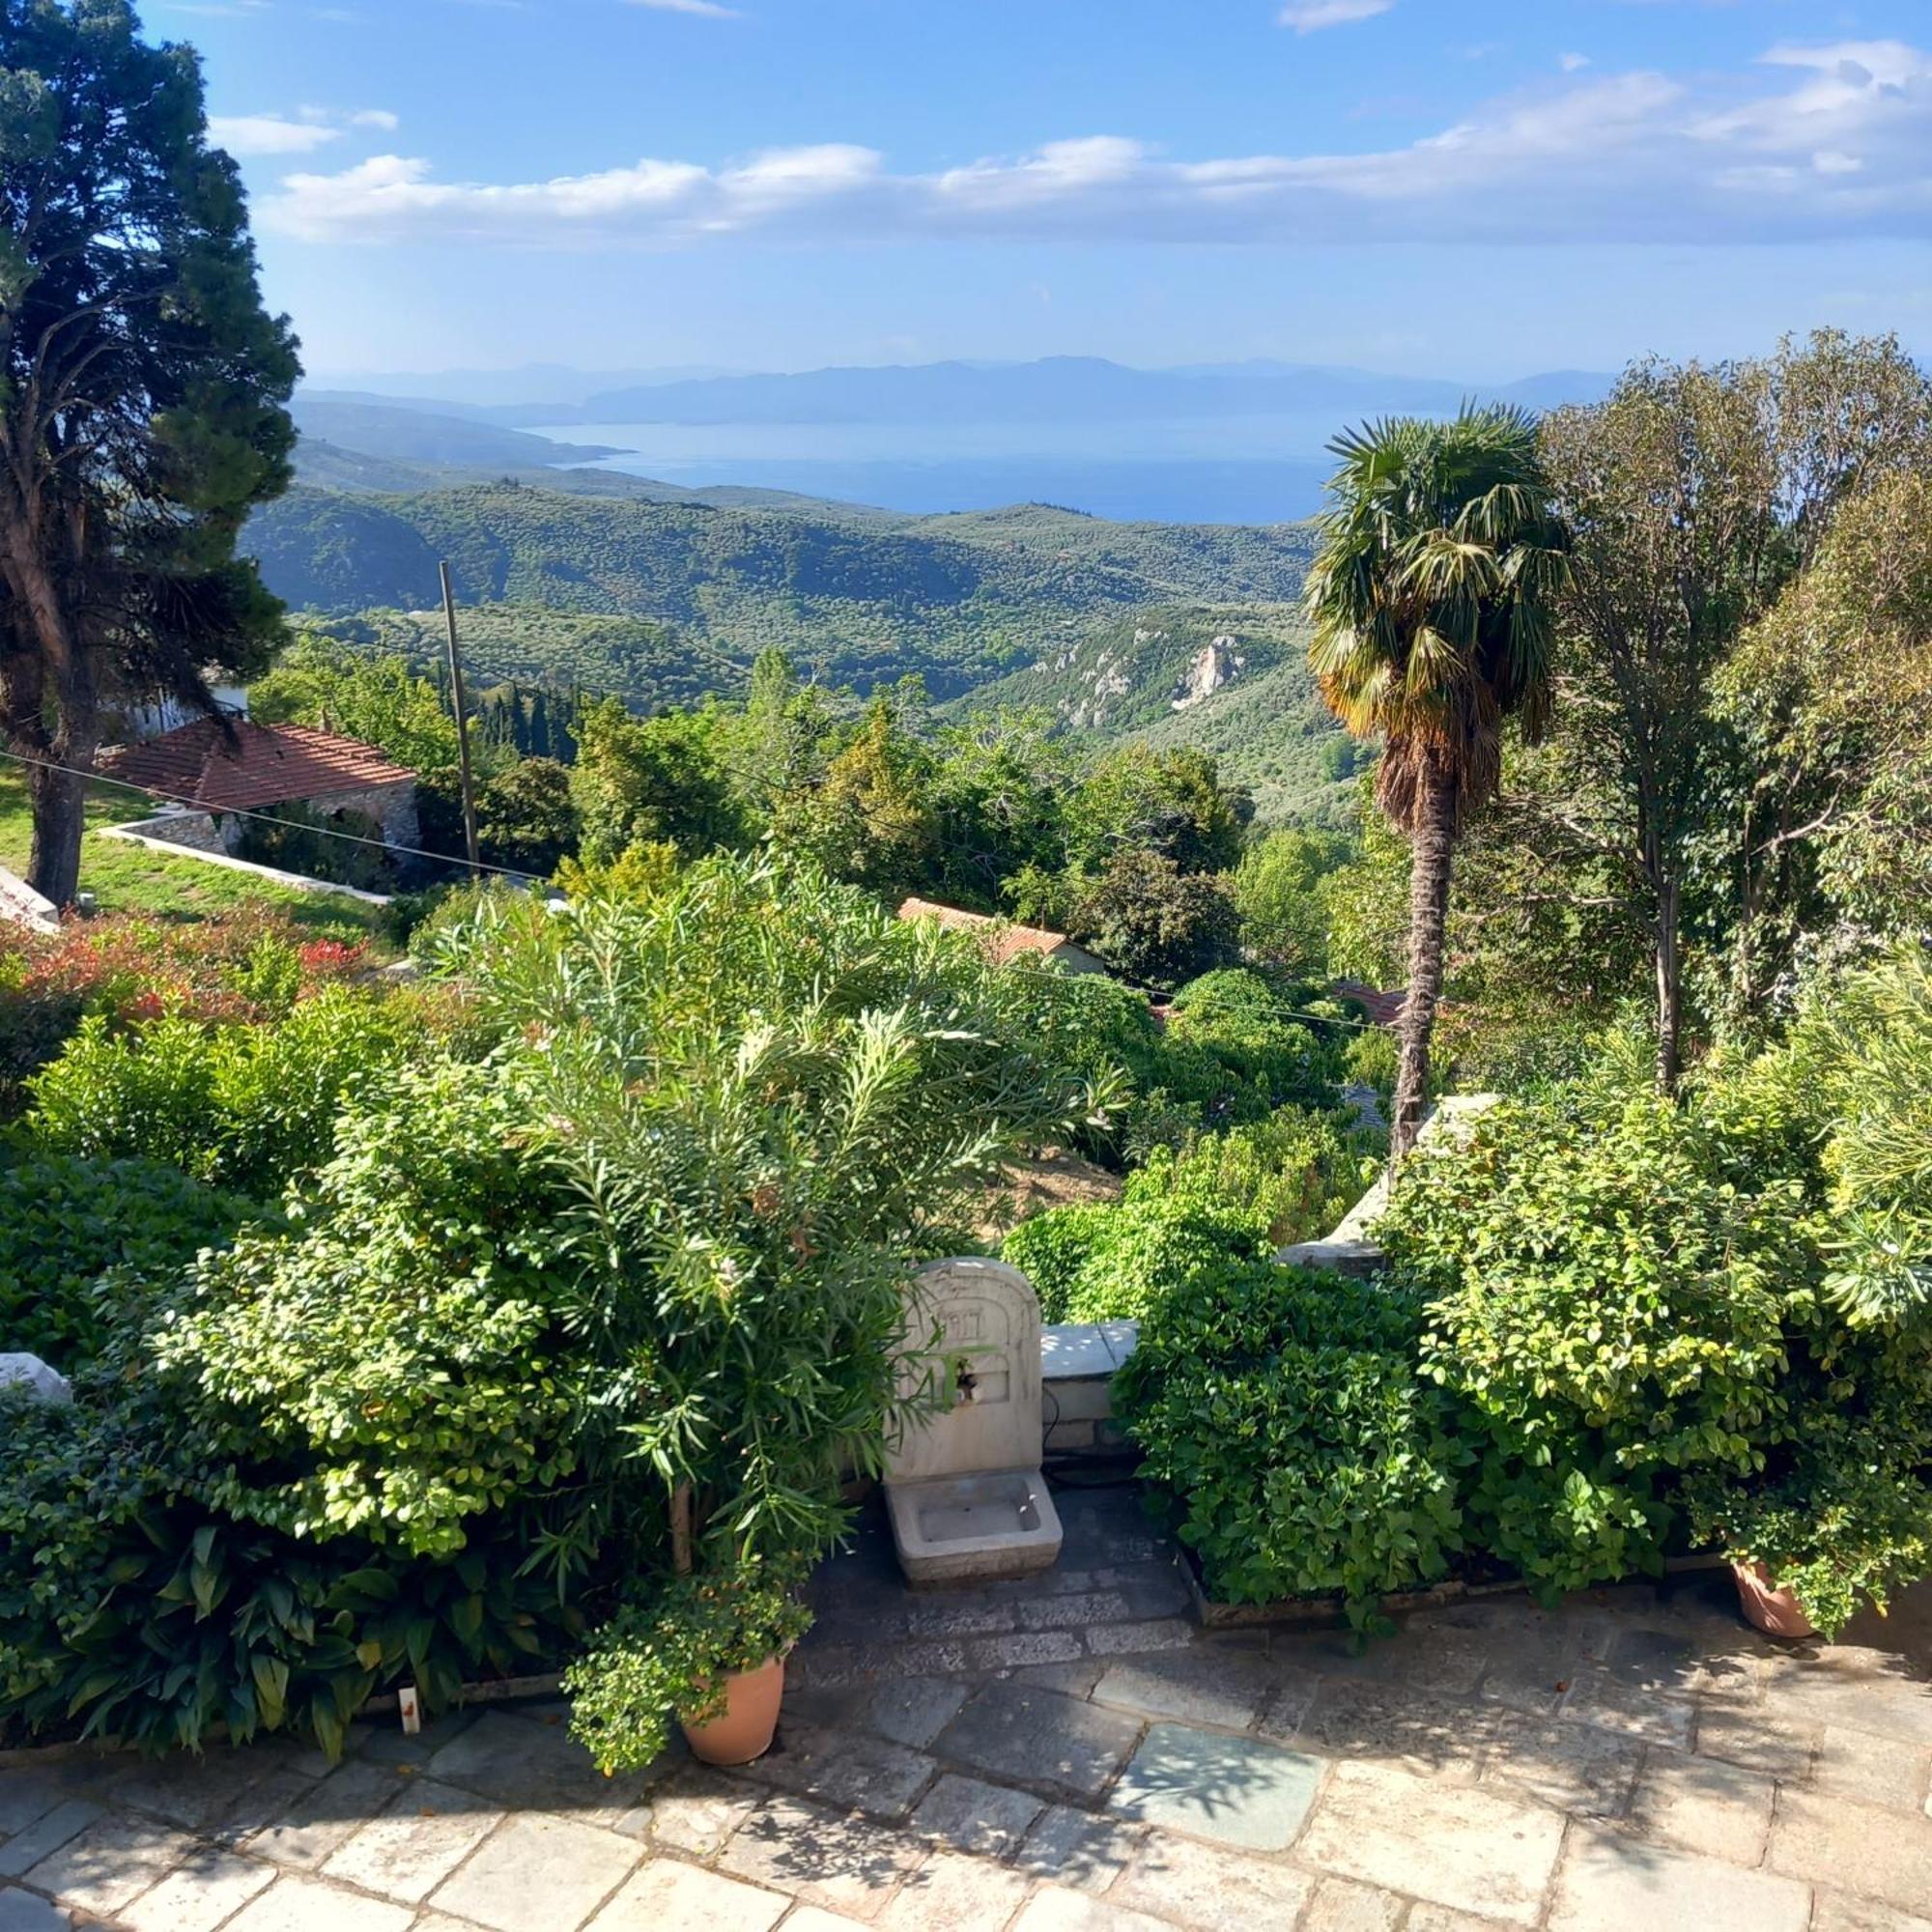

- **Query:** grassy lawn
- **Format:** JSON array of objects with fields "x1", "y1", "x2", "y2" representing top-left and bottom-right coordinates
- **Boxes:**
[{"x1": 0, "y1": 768, "x2": 392, "y2": 945}]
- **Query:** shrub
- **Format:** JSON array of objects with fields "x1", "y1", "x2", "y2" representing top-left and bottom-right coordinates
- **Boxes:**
[
  {"x1": 25, "y1": 986, "x2": 427, "y2": 1196},
  {"x1": 1165, "y1": 969, "x2": 1350, "y2": 1111},
  {"x1": 1004, "y1": 1193, "x2": 1270, "y2": 1324},
  {"x1": 1688, "y1": 1445, "x2": 1932, "y2": 1639},
  {"x1": 157, "y1": 1064, "x2": 586, "y2": 1559},
  {"x1": 999, "y1": 1203, "x2": 1118, "y2": 1319},
  {"x1": 1124, "y1": 1106, "x2": 1374, "y2": 1248},
  {"x1": 0, "y1": 1155, "x2": 254, "y2": 1369},
  {"x1": 0, "y1": 1383, "x2": 577, "y2": 1757},
  {"x1": 1116, "y1": 1263, "x2": 1465, "y2": 1625},
  {"x1": 0, "y1": 911, "x2": 369, "y2": 1117},
  {"x1": 1378, "y1": 1088, "x2": 1812, "y2": 1595}
]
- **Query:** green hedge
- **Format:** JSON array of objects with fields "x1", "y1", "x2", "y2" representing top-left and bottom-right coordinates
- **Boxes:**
[{"x1": 0, "y1": 1155, "x2": 255, "y2": 1370}]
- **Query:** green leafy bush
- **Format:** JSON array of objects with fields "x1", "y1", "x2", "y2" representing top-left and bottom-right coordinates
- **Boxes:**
[
  {"x1": 998, "y1": 1203, "x2": 1119, "y2": 1319},
  {"x1": 0, "y1": 1155, "x2": 254, "y2": 1368},
  {"x1": 1378, "y1": 1088, "x2": 1812, "y2": 1595},
  {"x1": 157, "y1": 1065, "x2": 584, "y2": 1558},
  {"x1": 1165, "y1": 970, "x2": 1349, "y2": 1110},
  {"x1": 1116, "y1": 1263, "x2": 1465, "y2": 1626},
  {"x1": 1689, "y1": 1445, "x2": 1932, "y2": 1639},
  {"x1": 0, "y1": 1383, "x2": 576, "y2": 1757},
  {"x1": 25, "y1": 987, "x2": 427, "y2": 1196},
  {"x1": 564, "y1": 1561, "x2": 811, "y2": 1774},
  {"x1": 1124, "y1": 1106, "x2": 1374, "y2": 1248},
  {"x1": 1004, "y1": 1194, "x2": 1270, "y2": 1324}
]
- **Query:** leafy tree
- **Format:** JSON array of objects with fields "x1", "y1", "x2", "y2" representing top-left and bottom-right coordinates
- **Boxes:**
[
  {"x1": 418, "y1": 755, "x2": 580, "y2": 878},
  {"x1": 1535, "y1": 333, "x2": 1927, "y2": 1083},
  {"x1": 1234, "y1": 827, "x2": 1350, "y2": 977},
  {"x1": 250, "y1": 638, "x2": 458, "y2": 773},
  {"x1": 1068, "y1": 744, "x2": 1250, "y2": 877},
  {"x1": 1717, "y1": 470, "x2": 1932, "y2": 995},
  {"x1": 803, "y1": 696, "x2": 937, "y2": 897},
  {"x1": 1304, "y1": 405, "x2": 1568, "y2": 1153},
  {"x1": 570, "y1": 697, "x2": 745, "y2": 864},
  {"x1": 928, "y1": 710, "x2": 1074, "y2": 911},
  {"x1": 1072, "y1": 849, "x2": 1238, "y2": 989},
  {"x1": 0, "y1": 1, "x2": 299, "y2": 902}
]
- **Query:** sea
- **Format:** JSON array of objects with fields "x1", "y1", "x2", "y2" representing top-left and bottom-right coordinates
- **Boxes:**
[{"x1": 531, "y1": 414, "x2": 1341, "y2": 524}]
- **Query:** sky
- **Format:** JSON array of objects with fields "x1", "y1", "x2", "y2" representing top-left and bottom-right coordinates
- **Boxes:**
[{"x1": 149, "y1": 0, "x2": 1932, "y2": 384}]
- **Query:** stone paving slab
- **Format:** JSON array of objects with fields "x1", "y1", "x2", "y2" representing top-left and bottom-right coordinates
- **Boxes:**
[
  {"x1": 119, "y1": 1847, "x2": 277, "y2": 1932},
  {"x1": 934, "y1": 1684, "x2": 1142, "y2": 1802},
  {"x1": 426, "y1": 1813, "x2": 640, "y2": 1931},
  {"x1": 1108, "y1": 1724, "x2": 1322, "y2": 1851},
  {"x1": 1109, "y1": 1830, "x2": 1316, "y2": 1927},
  {"x1": 1294, "y1": 1761, "x2": 1564, "y2": 1927},
  {"x1": 1548, "y1": 1827, "x2": 1811, "y2": 1932},
  {"x1": 10, "y1": 1487, "x2": 1932, "y2": 1931}
]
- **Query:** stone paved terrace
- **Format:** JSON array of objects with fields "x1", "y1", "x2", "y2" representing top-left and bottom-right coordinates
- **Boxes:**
[{"x1": 6, "y1": 1482, "x2": 1932, "y2": 1931}]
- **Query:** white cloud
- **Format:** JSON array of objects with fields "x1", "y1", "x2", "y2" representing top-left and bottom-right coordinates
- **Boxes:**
[
  {"x1": 1278, "y1": 0, "x2": 1391, "y2": 31},
  {"x1": 1560, "y1": 52, "x2": 1591, "y2": 72},
  {"x1": 212, "y1": 106, "x2": 399, "y2": 156},
  {"x1": 258, "y1": 41, "x2": 1932, "y2": 250},
  {"x1": 210, "y1": 114, "x2": 343, "y2": 156},
  {"x1": 627, "y1": 0, "x2": 741, "y2": 16}
]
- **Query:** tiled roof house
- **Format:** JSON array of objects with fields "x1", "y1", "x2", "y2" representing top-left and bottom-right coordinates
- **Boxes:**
[
  {"x1": 99, "y1": 718, "x2": 421, "y2": 863},
  {"x1": 896, "y1": 897, "x2": 1109, "y2": 975}
]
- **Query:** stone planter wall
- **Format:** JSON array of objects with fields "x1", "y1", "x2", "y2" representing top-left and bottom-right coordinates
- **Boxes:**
[{"x1": 1040, "y1": 1320, "x2": 1138, "y2": 1458}]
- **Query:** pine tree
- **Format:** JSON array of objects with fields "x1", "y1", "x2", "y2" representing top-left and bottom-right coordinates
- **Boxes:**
[{"x1": 0, "y1": 1, "x2": 299, "y2": 901}]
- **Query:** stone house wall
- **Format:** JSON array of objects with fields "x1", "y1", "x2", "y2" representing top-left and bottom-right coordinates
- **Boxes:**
[{"x1": 129, "y1": 781, "x2": 419, "y2": 863}]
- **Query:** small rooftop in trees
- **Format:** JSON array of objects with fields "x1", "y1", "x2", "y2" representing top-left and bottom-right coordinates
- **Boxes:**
[
  {"x1": 896, "y1": 896, "x2": 1107, "y2": 975},
  {"x1": 99, "y1": 719, "x2": 414, "y2": 813}
]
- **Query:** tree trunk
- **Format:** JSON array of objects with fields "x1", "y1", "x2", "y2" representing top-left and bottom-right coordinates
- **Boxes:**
[
  {"x1": 1393, "y1": 759, "x2": 1458, "y2": 1160},
  {"x1": 2, "y1": 497, "x2": 99, "y2": 906},
  {"x1": 1654, "y1": 874, "x2": 1683, "y2": 1094},
  {"x1": 27, "y1": 753, "x2": 90, "y2": 907}
]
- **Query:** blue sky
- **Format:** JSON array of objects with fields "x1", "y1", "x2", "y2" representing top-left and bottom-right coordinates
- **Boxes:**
[{"x1": 153, "y1": 0, "x2": 1932, "y2": 383}]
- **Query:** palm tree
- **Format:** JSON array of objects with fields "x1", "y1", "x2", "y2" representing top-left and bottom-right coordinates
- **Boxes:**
[{"x1": 1305, "y1": 405, "x2": 1569, "y2": 1157}]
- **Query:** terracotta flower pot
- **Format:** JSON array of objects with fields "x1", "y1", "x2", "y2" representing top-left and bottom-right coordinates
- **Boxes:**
[
  {"x1": 1733, "y1": 1561, "x2": 1818, "y2": 1640},
  {"x1": 679, "y1": 1655, "x2": 786, "y2": 1766}
]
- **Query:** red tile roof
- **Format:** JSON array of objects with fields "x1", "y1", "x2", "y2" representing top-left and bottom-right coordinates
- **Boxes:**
[
  {"x1": 897, "y1": 896, "x2": 1088, "y2": 969},
  {"x1": 1331, "y1": 979, "x2": 1409, "y2": 1027},
  {"x1": 99, "y1": 719, "x2": 413, "y2": 812}
]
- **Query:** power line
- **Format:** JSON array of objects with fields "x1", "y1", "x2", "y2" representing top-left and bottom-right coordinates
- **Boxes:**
[{"x1": 0, "y1": 744, "x2": 548, "y2": 885}]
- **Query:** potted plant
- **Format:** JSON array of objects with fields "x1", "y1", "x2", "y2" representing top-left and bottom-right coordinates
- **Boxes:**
[
  {"x1": 565, "y1": 1557, "x2": 812, "y2": 1773},
  {"x1": 1690, "y1": 1454, "x2": 1932, "y2": 1643}
]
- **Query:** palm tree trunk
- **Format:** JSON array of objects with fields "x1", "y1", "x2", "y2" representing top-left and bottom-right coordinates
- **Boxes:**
[{"x1": 1393, "y1": 759, "x2": 1457, "y2": 1159}]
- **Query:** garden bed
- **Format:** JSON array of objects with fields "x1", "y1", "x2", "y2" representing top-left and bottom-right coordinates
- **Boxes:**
[{"x1": 1172, "y1": 1537, "x2": 1732, "y2": 1632}]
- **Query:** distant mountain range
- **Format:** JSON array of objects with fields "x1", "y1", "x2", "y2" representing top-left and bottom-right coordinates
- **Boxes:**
[{"x1": 297, "y1": 356, "x2": 1616, "y2": 435}]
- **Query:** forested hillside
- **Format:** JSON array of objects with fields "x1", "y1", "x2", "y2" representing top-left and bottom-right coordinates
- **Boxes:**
[
  {"x1": 314, "y1": 606, "x2": 729, "y2": 710},
  {"x1": 960, "y1": 606, "x2": 1358, "y2": 824},
  {"x1": 246, "y1": 482, "x2": 1317, "y2": 699}
]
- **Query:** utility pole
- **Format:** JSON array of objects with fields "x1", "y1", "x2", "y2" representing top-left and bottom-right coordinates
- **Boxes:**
[{"x1": 439, "y1": 561, "x2": 482, "y2": 874}]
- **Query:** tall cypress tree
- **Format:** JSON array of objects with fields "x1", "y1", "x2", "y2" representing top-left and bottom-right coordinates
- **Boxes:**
[{"x1": 0, "y1": 1, "x2": 299, "y2": 901}]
